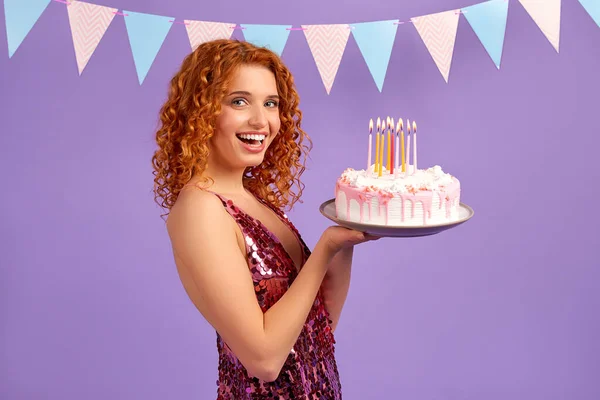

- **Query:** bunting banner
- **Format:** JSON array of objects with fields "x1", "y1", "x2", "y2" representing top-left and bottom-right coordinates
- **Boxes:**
[
  {"x1": 240, "y1": 24, "x2": 292, "y2": 56},
  {"x1": 4, "y1": 0, "x2": 597, "y2": 89},
  {"x1": 412, "y1": 10, "x2": 460, "y2": 83},
  {"x1": 184, "y1": 20, "x2": 234, "y2": 51},
  {"x1": 578, "y1": 0, "x2": 600, "y2": 27},
  {"x1": 4, "y1": 0, "x2": 50, "y2": 58},
  {"x1": 123, "y1": 10, "x2": 173, "y2": 84},
  {"x1": 518, "y1": 0, "x2": 561, "y2": 52},
  {"x1": 302, "y1": 24, "x2": 351, "y2": 94},
  {"x1": 462, "y1": 0, "x2": 509, "y2": 69},
  {"x1": 67, "y1": 1, "x2": 117, "y2": 75},
  {"x1": 350, "y1": 20, "x2": 398, "y2": 92}
]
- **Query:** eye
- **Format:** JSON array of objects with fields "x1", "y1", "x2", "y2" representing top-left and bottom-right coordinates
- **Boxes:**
[
  {"x1": 231, "y1": 98, "x2": 248, "y2": 106},
  {"x1": 265, "y1": 100, "x2": 279, "y2": 108}
]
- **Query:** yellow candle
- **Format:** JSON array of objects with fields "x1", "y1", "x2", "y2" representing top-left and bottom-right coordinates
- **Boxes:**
[
  {"x1": 386, "y1": 117, "x2": 391, "y2": 172},
  {"x1": 375, "y1": 118, "x2": 380, "y2": 175}
]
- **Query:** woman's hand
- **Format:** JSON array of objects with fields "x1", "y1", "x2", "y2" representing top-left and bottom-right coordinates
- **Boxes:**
[{"x1": 320, "y1": 225, "x2": 380, "y2": 255}]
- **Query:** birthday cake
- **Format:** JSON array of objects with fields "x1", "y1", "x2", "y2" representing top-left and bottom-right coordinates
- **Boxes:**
[{"x1": 334, "y1": 118, "x2": 461, "y2": 227}]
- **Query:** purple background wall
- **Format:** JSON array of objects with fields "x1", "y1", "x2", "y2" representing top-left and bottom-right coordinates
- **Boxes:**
[{"x1": 1, "y1": 0, "x2": 599, "y2": 399}]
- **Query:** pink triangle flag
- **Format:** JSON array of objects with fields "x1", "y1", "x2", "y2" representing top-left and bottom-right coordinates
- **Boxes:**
[
  {"x1": 411, "y1": 10, "x2": 460, "y2": 83},
  {"x1": 301, "y1": 24, "x2": 351, "y2": 94},
  {"x1": 518, "y1": 0, "x2": 561, "y2": 52},
  {"x1": 184, "y1": 20, "x2": 235, "y2": 50},
  {"x1": 66, "y1": 1, "x2": 117, "y2": 75}
]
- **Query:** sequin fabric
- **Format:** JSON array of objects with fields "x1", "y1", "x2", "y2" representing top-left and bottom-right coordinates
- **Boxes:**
[{"x1": 208, "y1": 190, "x2": 341, "y2": 400}]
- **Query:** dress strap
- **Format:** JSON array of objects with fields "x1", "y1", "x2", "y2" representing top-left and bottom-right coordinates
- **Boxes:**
[
  {"x1": 181, "y1": 183, "x2": 245, "y2": 225},
  {"x1": 181, "y1": 182, "x2": 227, "y2": 202}
]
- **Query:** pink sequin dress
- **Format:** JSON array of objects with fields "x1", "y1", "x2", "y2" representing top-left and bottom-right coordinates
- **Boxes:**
[{"x1": 195, "y1": 189, "x2": 342, "y2": 399}]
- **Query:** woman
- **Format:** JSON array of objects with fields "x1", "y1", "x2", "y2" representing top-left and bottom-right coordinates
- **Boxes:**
[{"x1": 152, "y1": 39, "x2": 377, "y2": 399}]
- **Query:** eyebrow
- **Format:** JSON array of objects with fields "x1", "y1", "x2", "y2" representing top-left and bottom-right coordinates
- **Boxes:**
[{"x1": 227, "y1": 91, "x2": 279, "y2": 99}]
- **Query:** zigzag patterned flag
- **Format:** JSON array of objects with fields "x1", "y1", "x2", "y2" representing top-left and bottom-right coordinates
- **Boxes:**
[
  {"x1": 4, "y1": 0, "x2": 50, "y2": 58},
  {"x1": 463, "y1": 0, "x2": 509, "y2": 69},
  {"x1": 412, "y1": 10, "x2": 460, "y2": 83},
  {"x1": 67, "y1": 1, "x2": 117, "y2": 75},
  {"x1": 302, "y1": 24, "x2": 351, "y2": 94},
  {"x1": 577, "y1": 0, "x2": 600, "y2": 27},
  {"x1": 184, "y1": 20, "x2": 235, "y2": 50},
  {"x1": 518, "y1": 0, "x2": 561, "y2": 52},
  {"x1": 123, "y1": 10, "x2": 174, "y2": 84}
]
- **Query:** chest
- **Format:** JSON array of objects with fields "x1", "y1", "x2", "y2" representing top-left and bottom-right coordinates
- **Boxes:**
[{"x1": 237, "y1": 202, "x2": 303, "y2": 273}]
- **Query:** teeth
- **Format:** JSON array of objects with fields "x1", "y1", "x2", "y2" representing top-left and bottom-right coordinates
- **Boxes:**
[{"x1": 238, "y1": 133, "x2": 266, "y2": 142}]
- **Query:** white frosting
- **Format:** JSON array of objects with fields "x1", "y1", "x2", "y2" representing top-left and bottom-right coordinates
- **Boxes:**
[{"x1": 341, "y1": 164, "x2": 455, "y2": 194}]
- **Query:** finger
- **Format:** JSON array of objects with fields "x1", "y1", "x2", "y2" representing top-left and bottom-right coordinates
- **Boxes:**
[{"x1": 354, "y1": 231, "x2": 365, "y2": 240}]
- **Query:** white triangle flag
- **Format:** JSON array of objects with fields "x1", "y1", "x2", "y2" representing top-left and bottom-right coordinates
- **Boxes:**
[
  {"x1": 302, "y1": 24, "x2": 351, "y2": 94},
  {"x1": 184, "y1": 20, "x2": 235, "y2": 50},
  {"x1": 66, "y1": 1, "x2": 117, "y2": 74},
  {"x1": 411, "y1": 10, "x2": 460, "y2": 83},
  {"x1": 518, "y1": 0, "x2": 561, "y2": 52}
]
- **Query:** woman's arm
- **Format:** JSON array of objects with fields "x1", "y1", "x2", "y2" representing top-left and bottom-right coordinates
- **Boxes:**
[
  {"x1": 320, "y1": 247, "x2": 353, "y2": 333},
  {"x1": 167, "y1": 189, "x2": 337, "y2": 382}
]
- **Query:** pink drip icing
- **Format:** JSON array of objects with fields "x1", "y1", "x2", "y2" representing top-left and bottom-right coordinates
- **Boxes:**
[
  {"x1": 379, "y1": 192, "x2": 393, "y2": 225},
  {"x1": 358, "y1": 192, "x2": 367, "y2": 223},
  {"x1": 337, "y1": 181, "x2": 378, "y2": 223},
  {"x1": 336, "y1": 177, "x2": 461, "y2": 225},
  {"x1": 400, "y1": 195, "x2": 405, "y2": 222},
  {"x1": 421, "y1": 195, "x2": 432, "y2": 224},
  {"x1": 436, "y1": 180, "x2": 461, "y2": 219},
  {"x1": 445, "y1": 180, "x2": 461, "y2": 218},
  {"x1": 346, "y1": 195, "x2": 351, "y2": 222},
  {"x1": 437, "y1": 191, "x2": 447, "y2": 218}
]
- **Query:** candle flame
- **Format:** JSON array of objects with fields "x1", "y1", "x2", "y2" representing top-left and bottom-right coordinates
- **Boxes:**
[
  {"x1": 390, "y1": 117, "x2": 395, "y2": 133},
  {"x1": 407, "y1": 119, "x2": 411, "y2": 134},
  {"x1": 369, "y1": 119, "x2": 373, "y2": 133},
  {"x1": 397, "y1": 118, "x2": 403, "y2": 133},
  {"x1": 413, "y1": 121, "x2": 417, "y2": 133},
  {"x1": 386, "y1": 116, "x2": 391, "y2": 129},
  {"x1": 376, "y1": 117, "x2": 381, "y2": 132}
]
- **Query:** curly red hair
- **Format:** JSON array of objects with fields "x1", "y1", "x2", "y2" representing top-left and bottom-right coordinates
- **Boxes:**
[{"x1": 151, "y1": 39, "x2": 312, "y2": 218}]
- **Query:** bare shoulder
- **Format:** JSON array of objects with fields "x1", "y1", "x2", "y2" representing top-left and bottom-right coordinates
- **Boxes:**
[
  {"x1": 167, "y1": 187, "x2": 227, "y2": 232},
  {"x1": 165, "y1": 186, "x2": 243, "y2": 262},
  {"x1": 170, "y1": 185, "x2": 224, "y2": 214}
]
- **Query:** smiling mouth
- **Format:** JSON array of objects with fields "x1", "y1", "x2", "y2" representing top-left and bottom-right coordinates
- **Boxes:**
[{"x1": 236, "y1": 133, "x2": 266, "y2": 146}]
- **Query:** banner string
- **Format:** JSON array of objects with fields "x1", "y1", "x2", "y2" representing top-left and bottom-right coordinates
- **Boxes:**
[{"x1": 49, "y1": 0, "x2": 513, "y2": 29}]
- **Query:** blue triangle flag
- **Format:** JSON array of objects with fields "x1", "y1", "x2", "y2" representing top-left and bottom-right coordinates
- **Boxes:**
[
  {"x1": 4, "y1": 0, "x2": 50, "y2": 58},
  {"x1": 240, "y1": 24, "x2": 292, "y2": 56},
  {"x1": 350, "y1": 20, "x2": 398, "y2": 92},
  {"x1": 578, "y1": 0, "x2": 600, "y2": 27},
  {"x1": 123, "y1": 10, "x2": 173, "y2": 84},
  {"x1": 463, "y1": 0, "x2": 509, "y2": 69}
]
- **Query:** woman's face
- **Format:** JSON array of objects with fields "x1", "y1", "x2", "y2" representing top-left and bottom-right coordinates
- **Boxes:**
[{"x1": 210, "y1": 64, "x2": 281, "y2": 171}]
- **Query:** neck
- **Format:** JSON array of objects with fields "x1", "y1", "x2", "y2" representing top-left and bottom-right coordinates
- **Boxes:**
[{"x1": 197, "y1": 154, "x2": 248, "y2": 197}]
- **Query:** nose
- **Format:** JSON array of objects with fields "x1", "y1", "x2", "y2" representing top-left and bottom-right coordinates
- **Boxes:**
[{"x1": 248, "y1": 104, "x2": 268, "y2": 129}]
